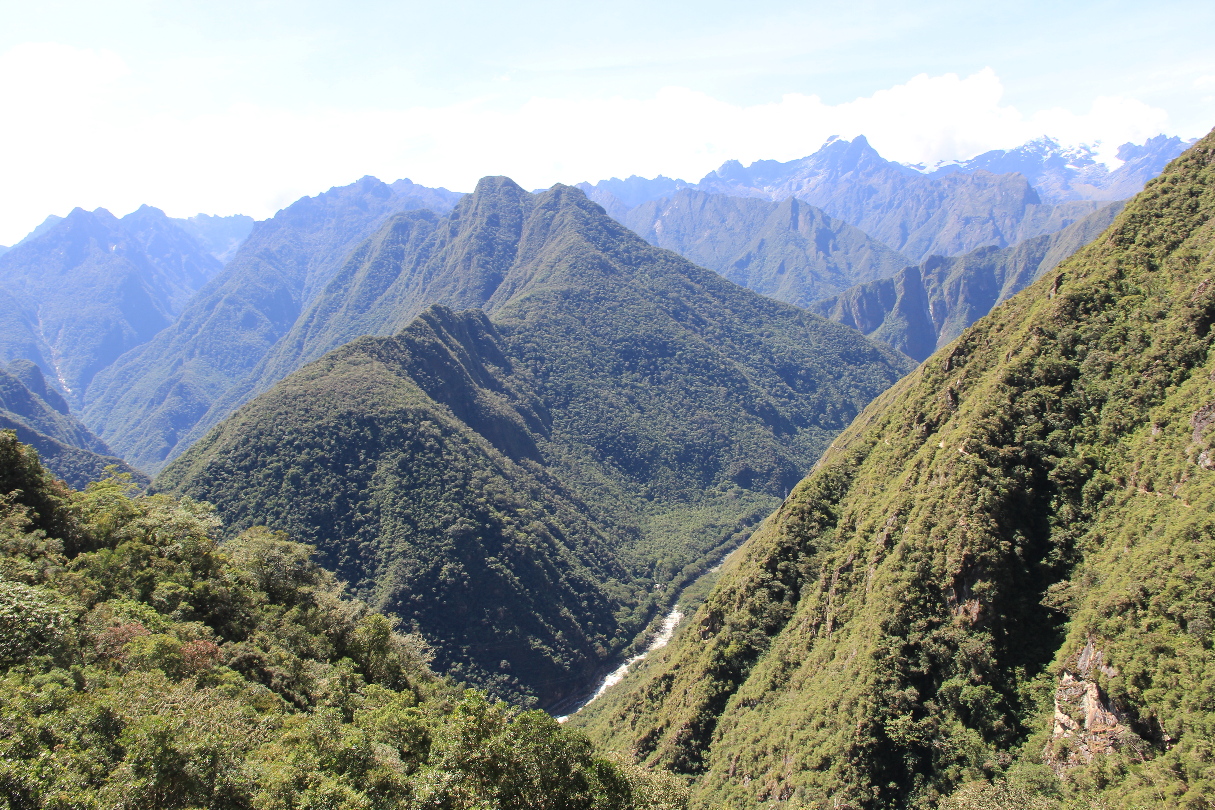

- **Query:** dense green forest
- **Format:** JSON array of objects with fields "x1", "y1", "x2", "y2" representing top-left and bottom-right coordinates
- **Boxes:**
[
  {"x1": 0, "y1": 430, "x2": 687, "y2": 809},
  {"x1": 572, "y1": 131, "x2": 1215, "y2": 808},
  {"x1": 154, "y1": 181, "x2": 909, "y2": 709}
]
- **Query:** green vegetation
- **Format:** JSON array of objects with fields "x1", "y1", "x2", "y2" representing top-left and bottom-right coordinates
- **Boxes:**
[
  {"x1": 0, "y1": 430, "x2": 687, "y2": 809},
  {"x1": 155, "y1": 180, "x2": 911, "y2": 708},
  {"x1": 812, "y1": 201, "x2": 1125, "y2": 360},
  {"x1": 0, "y1": 362, "x2": 145, "y2": 488},
  {"x1": 573, "y1": 131, "x2": 1215, "y2": 808},
  {"x1": 82, "y1": 178, "x2": 437, "y2": 472}
]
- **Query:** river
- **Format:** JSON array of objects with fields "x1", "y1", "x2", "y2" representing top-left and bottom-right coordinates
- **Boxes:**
[{"x1": 556, "y1": 606, "x2": 684, "y2": 722}]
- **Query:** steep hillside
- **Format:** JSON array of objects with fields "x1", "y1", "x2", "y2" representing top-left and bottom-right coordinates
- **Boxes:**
[
  {"x1": 812, "y1": 201, "x2": 1125, "y2": 360},
  {"x1": 0, "y1": 431, "x2": 685, "y2": 809},
  {"x1": 618, "y1": 190, "x2": 912, "y2": 306},
  {"x1": 83, "y1": 177, "x2": 443, "y2": 472},
  {"x1": 157, "y1": 307, "x2": 639, "y2": 708},
  {"x1": 177, "y1": 179, "x2": 532, "y2": 446},
  {"x1": 573, "y1": 132, "x2": 1215, "y2": 808},
  {"x1": 0, "y1": 362, "x2": 145, "y2": 487},
  {"x1": 156, "y1": 179, "x2": 911, "y2": 708},
  {"x1": 0, "y1": 206, "x2": 222, "y2": 406}
]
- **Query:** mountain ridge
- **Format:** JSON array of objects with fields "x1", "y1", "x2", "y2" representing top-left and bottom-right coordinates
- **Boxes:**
[
  {"x1": 155, "y1": 176, "x2": 912, "y2": 707},
  {"x1": 571, "y1": 129, "x2": 1215, "y2": 809}
]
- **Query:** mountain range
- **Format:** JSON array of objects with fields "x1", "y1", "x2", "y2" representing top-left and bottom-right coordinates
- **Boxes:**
[
  {"x1": 811, "y1": 200, "x2": 1126, "y2": 359},
  {"x1": 923, "y1": 134, "x2": 1195, "y2": 204},
  {"x1": 582, "y1": 134, "x2": 1186, "y2": 264},
  {"x1": 0, "y1": 205, "x2": 225, "y2": 408},
  {"x1": 0, "y1": 119, "x2": 1211, "y2": 809},
  {"x1": 152, "y1": 177, "x2": 911, "y2": 707},
  {"x1": 570, "y1": 128, "x2": 1215, "y2": 809},
  {"x1": 81, "y1": 177, "x2": 463, "y2": 471}
]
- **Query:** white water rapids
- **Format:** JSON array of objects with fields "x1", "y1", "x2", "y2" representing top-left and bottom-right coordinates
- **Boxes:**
[{"x1": 557, "y1": 606, "x2": 684, "y2": 722}]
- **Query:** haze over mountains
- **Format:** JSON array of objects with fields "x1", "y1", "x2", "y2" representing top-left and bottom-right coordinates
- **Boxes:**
[
  {"x1": 812, "y1": 200, "x2": 1126, "y2": 359},
  {"x1": 582, "y1": 134, "x2": 1190, "y2": 263},
  {"x1": 0, "y1": 205, "x2": 225, "y2": 407}
]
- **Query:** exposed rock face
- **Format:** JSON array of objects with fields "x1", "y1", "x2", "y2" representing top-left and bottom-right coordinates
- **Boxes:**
[{"x1": 1045, "y1": 639, "x2": 1144, "y2": 773}]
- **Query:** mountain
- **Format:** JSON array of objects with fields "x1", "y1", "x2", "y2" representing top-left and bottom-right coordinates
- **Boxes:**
[
  {"x1": 0, "y1": 431, "x2": 684, "y2": 809},
  {"x1": 572, "y1": 133, "x2": 1215, "y2": 807},
  {"x1": 0, "y1": 206, "x2": 223, "y2": 407},
  {"x1": 0, "y1": 360, "x2": 145, "y2": 487},
  {"x1": 83, "y1": 177, "x2": 452, "y2": 472},
  {"x1": 13, "y1": 214, "x2": 65, "y2": 246},
  {"x1": 577, "y1": 175, "x2": 693, "y2": 216},
  {"x1": 170, "y1": 212, "x2": 256, "y2": 263},
  {"x1": 811, "y1": 200, "x2": 1126, "y2": 360},
  {"x1": 925, "y1": 134, "x2": 1196, "y2": 204},
  {"x1": 692, "y1": 136, "x2": 1108, "y2": 262},
  {"x1": 580, "y1": 135, "x2": 1184, "y2": 267},
  {"x1": 154, "y1": 177, "x2": 912, "y2": 708},
  {"x1": 617, "y1": 189, "x2": 912, "y2": 306},
  {"x1": 389, "y1": 177, "x2": 467, "y2": 212}
]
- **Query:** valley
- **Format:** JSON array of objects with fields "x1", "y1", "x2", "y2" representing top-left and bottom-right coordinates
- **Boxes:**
[{"x1": 1, "y1": 128, "x2": 1211, "y2": 808}]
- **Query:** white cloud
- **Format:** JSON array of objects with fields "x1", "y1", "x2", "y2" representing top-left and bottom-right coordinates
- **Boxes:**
[{"x1": 0, "y1": 46, "x2": 1176, "y2": 245}]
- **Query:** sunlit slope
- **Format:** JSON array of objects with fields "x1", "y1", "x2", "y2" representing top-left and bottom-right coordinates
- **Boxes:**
[
  {"x1": 158, "y1": 179, "x2": 912, "y2": 710},
  {"x1": 575, "y1": 132, "x2": 1215, "y2": 809}
]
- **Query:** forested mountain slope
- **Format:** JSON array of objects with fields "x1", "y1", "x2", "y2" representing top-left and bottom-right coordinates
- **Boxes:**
[
  {"x1": 0, "y1": 206, "x2": 222, "y2": 406},
  {"x1": 811, "y1": 201, "x2": 1125, "y2": 360},
  {"x1": 617, "y1": 190, "x2": 912, "y2": 306},
  {"x1": 155, "y1": 179, "x2": 911, "y2": 708},
  {"x1": 83, "y1": 177, "x2": 452, "y2": 472},
  {"x1": 175, "y1": 178, "x2": 537, "y2": 449},
  {"x1": 0, "y1": 431, "x2": 686, "y2": 809},
  {"x1": 0, "y1": 362, "x2": 145, "y2": 487},
  {"x1": 573, "y1": 131, "x2": 1215, "y2": 809}
]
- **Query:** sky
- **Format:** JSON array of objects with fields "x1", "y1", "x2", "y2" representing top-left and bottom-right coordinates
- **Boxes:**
[{"x1": 0, "y1": 0, "x2": 1213, "y2": 245}]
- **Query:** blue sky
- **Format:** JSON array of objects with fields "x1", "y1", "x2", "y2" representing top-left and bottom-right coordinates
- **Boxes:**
[{"x1": 1, "y1": 0, "x2": 1212, "y2": 243}]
